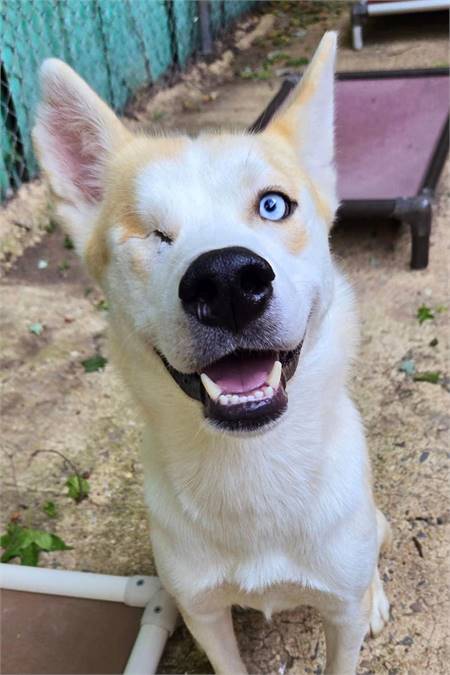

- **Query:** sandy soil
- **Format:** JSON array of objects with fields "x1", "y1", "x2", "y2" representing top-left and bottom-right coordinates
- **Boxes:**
[{"x1": 1, "y1": 3, "x2": 449, "y2": 673}]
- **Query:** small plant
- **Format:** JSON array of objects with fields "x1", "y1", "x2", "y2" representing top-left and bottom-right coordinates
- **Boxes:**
[
  {"x1": 63, "y1": 235, "x2": 74, "y2": 250},
  {"x1": 58, "y1": 259, "x2": 71, "y2": 273},
  {"x1": 66, "y1": 475, "x2": 90, "y2": 503},
  {"x1": 416, "y1": 304, "x2": 447, "y2": 324},
  {"x1": 44, "y1": 220, "x2": 57, "y2": 234},
  {"x1": 151, "y1": 110, "x2": 166, "y2": 123},
  {"x1": 416, "y1": 304, "x2": 434, "y2": 324},
  {"x1": 239, "y1": 66, "x2": 272, "y2": 81},
  {"x1": 1, "y1": 522, "x2": 71, "y2": 566},
  {"x1": 264, "y1": 51, "x2": 289, "y2": 64},
  {"x1": 81, "y1": 354, "x2": 108, "y2": 372},
  {"x1": 42, "y1": 501, "x2": 57, "y2": 518},
  {"x1": 95, "y1": 299, "x2": 109, "y2": 311},
  {"x1": 283, "y1": 56, "x2": 309, "y2": 67},
  {"x1": 30, "y1": 449, "x2": 91, "y2": 505}
]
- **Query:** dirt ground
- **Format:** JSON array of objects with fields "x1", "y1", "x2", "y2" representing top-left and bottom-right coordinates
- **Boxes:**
[{"x1": 1, "y1": 3, "x2": 449, "y2": 673}]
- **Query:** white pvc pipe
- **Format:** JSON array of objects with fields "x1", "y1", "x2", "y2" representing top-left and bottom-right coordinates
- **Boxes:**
[
  {"x1": 0, "y1": 564, "x2": 159, "y2": 607},
  {"x1": 124, "y1": 625, "x2": 170, "y2": 675},
  {"x1": 124, "y1": 590, "x2": 179, "y2": 675},
  {"x1": 368, "y1": 0, "x2": 449, "y2": 15}
]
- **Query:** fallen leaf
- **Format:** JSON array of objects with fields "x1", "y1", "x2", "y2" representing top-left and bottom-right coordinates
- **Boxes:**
[
  {"x1": 399, "y1": 358, "x2": 416, "y2": 376},
  {"x1": 29, "y1": 322, "x2": 43, "y2": 336},
  {"x1": 413, "y1": 371, "x2": 441, "y2": 384}
]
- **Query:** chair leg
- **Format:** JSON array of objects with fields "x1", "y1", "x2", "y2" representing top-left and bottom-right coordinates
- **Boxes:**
[
  {"x1": 352, "y1": 24, "x2": 363, "y2": 50},
  {"x1": 394, "y1": 193, "x2": 433, "y2": 270},
  {"x1": 410, "y1": 223, "x2": 430, "y2": 270},
  {"x1": 408, "y1": 201, "x2": 432, "y2": 270},
  {"x1": 351, "y1": 2, "x2": 367, "y2": 50}
]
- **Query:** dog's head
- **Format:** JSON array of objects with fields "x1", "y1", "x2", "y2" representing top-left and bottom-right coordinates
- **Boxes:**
[{"x1": 33, "y1": 33, "x2": 338, "y2": 434}]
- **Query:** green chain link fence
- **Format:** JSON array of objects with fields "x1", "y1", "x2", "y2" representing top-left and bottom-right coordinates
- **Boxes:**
[{"x1": 1, "y1": 0, "x2": 256, "y2": 200}]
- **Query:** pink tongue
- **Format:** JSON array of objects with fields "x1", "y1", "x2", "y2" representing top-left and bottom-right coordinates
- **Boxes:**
[{"x1": 205, "y1": 353, "x2": 275, "y2": 394}]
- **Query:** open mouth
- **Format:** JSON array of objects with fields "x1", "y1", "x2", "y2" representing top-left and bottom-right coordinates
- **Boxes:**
[{"x1": 157, "y1": 343, "x2": 302, "y2": 432}]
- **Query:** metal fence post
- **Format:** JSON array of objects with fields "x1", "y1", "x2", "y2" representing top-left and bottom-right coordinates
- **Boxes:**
[{"x1": 198, "y1": 0, "x2": 213, "y2": 56}]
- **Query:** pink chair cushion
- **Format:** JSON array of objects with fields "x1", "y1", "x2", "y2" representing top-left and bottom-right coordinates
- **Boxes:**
[{"x1": 335, "y1": 75, "x2": 449, "y2": 200}]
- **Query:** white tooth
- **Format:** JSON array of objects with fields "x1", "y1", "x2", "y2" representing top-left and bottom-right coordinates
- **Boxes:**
[
  {"x1": 239, "y1": 395, "x2": 248, "y2": 404},
  {"x1": 219, "y1": 394, "x2": 229, "y2": 406},
  {"x1": 200, "y1": 373, "x2": 222, "y2": 402},
  {"x1": 264, "y1": 386, "x2": 274, "y2": 397},
  {"x1": 231, "y1": 395, "x2": 240, "y2": 405},
  {"x1": 266, "y1": 360, "x2": 282, "y2": 389},
  {"x1": 247, "y1": 395, "x2": 256, "y2": 401},
  {"x1": 254, "y1": 390, "x2": 263, "y2": 399}
]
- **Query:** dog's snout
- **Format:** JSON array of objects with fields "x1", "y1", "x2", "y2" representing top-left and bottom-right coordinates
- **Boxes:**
[{"x1": 178, "y1": 246, "x2": 275, "y2": 332}]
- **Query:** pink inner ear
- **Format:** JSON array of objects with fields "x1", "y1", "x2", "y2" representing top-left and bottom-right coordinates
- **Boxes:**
[{"x1": 45, "y1": 103, "x2": 105, "y2": 203}]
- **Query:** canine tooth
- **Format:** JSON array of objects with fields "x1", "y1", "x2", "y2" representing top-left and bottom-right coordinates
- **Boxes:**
[
  {"x1": 219, "y1": 394, "x2": 229, "y2": 405},
  {"x1": 254, "y1": 390, "x2": 263, "y2": 399},
  {"x1": 200, "y1": 373, "x2": 222, "y2": 401},
  {"x1": 266, "y1": 361, "x2": 282, "y2": 389},
  {"x1": 231, "y1": 395, "x2": 240, "y2": 405},
  {"x1": 264, "y1": 386, "x2": 274, "y2": 397}
]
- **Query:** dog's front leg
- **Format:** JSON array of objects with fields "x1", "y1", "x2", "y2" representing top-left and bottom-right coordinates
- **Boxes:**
[
  {"x1": 322, "y1": 603, "x2": 368, "y2": 675},
  {"x1": 181, "y1": 606, "x2": 247, "y2": 675}
]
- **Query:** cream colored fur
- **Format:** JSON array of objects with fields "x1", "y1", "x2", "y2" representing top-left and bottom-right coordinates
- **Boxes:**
[{"x1": 33, "y1": 33, "x2": 390, "y2": 675}]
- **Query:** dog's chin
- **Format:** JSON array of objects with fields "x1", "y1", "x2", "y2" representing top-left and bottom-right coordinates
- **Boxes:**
[{"x1": 156, "y1": 343, "x2": 303, "y2": 433}]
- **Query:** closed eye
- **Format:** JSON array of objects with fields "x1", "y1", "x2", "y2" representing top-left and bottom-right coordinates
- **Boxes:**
[{"x1": 154, "y1": 229, "x2": 174, "y2": 245}]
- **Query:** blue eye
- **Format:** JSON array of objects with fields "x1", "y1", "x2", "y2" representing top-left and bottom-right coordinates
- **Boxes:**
[{"x1": 259, "y1": 192, "x2": 290, "y2": 221}]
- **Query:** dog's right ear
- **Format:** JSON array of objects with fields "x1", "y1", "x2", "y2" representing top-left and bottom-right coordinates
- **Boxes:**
[{"x1": 33, "y1": 59, "x2": 131, "y2": 252}]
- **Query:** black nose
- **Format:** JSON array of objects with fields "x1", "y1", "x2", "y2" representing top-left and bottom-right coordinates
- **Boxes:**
[{"x1": 179, "y1": 246, "x2": 275, "y2": 332}]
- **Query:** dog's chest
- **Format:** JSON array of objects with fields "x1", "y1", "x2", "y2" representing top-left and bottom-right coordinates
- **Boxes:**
[{"x1": 190, "y1": 578, "x2": 330, "y2": 620}]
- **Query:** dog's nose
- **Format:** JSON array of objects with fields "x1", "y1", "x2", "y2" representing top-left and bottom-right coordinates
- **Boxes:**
[{"x1": 179, "y1": 246, "x2": 275, "y2": 332}]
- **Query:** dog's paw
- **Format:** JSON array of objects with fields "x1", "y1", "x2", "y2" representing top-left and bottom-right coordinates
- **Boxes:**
[{"x1": 368, "y1": 575, "x2": 390, "y2": 637}]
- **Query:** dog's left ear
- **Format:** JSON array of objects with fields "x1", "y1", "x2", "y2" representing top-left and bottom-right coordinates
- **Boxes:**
[{"x1": 265, "y1": 32, "x2": 337, "y2": 203}]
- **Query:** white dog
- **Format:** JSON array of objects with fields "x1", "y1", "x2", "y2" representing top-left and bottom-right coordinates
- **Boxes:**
[{"x1": 33, "y1": 32, "x2": 390, "y2": 674}]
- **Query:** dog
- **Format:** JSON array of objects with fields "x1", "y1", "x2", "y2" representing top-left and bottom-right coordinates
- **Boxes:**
[{"x1": 33, "y1": 32, "x2": 390, "y2": 674}]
